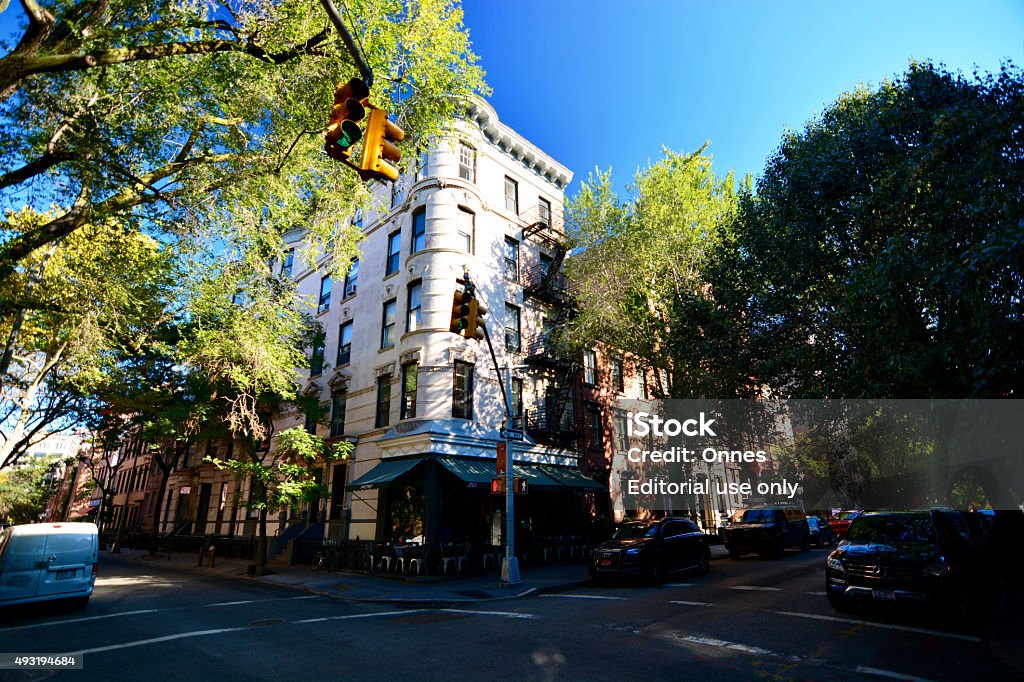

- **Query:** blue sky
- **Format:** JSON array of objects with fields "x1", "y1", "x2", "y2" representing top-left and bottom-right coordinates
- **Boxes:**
[
  {"x1": 462, "y1": 0, "x2": 1024, "y2": 196},
  {"x1": 1, "y1": 1, "x2": 1021, "y2": 199}
]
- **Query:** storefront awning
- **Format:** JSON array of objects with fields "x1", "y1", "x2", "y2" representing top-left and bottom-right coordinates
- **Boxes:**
[
  {"x1": 539, "y1": 465, "x2": 606, "y2": 490},
  {"x1": 349, "y1": 457, "x2": 424, "y2": 489},
  {"x1": 436, "y1": 457, "x2": 496, "y2": 485}
]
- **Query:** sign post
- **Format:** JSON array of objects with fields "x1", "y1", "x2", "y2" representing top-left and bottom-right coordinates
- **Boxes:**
[{"x1": 501, "y1": 360, "x2": 521, "y2": 585}]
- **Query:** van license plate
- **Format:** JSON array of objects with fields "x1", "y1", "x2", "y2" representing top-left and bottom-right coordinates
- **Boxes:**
[
  {"x1": 56, "y1": 569, "x2": 76, "y2": 580},
  {"x1": 872, "y1": 589, "x2": 895, "y2": 601},
  {"x1": 599, "y1": 559, "x2": 612, "y2": 566}
]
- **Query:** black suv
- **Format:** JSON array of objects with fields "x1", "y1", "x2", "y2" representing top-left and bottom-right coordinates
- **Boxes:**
[
  {"x1": 590, "y1": 517, "x2": 711, "y2": 585},
  {"x1": 825, "y1": 510, "x2": 990, "y2": 615},
  {"x1": 723, "y1": 507, "x2": 810, "y2": 558}
]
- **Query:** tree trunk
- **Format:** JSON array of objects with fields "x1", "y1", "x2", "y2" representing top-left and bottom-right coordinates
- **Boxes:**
[
  {"x1": 256, "y1": 505, "x2": 268, "y2": 575},
  {"x1": 148, "y1": 465, "x2": 171, "y2": 556}
]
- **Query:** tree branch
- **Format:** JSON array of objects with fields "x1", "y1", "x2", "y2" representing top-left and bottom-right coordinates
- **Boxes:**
[{"x1": 0, "y1": 29, "x2": 330, "y2": 98}]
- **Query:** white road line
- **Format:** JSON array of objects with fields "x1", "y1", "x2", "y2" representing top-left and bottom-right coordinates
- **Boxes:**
[
  {"x1": 206, "y1": 596, "x2": 318, "y2": 607},
  {"x1": 539, "y1": 594, "x2": 628, "y2": 601},
  {"x1": 773, "y1": 610, "x2": 983, "y2": 643},
  {"x1": 293, "y1": 609, "x2": 423, "y2": 624},
  {"x1": 439, "y1": 608, "x2": 538, "y2": 619},
  {"x1": 669, "y1": 600, "x2": 713, "y2": 607},
  {"x1": 675, "y1": 634, "x2": 936, "y2": 682},
  {"x1": 662, "y1": 583, "x2": 696, "y2": 588},
  {"x1": 77, "y1": 627, "x2": 249, "y2": 655},
  {"x1": 0, "y1": 595, "x2": 321, "y2": 633},
  {"x1": 0, "y1": 609, "x2": 161, "y2": 632},
  {"x1": 805, "y1": 591, "x2": 827, "y2": 596},
  {"x1": 855, "y1": 665, "x2": 935, "y2": 682},
  {"x1": 729, "y1": 585, "x2": 782, "y2": 591}
]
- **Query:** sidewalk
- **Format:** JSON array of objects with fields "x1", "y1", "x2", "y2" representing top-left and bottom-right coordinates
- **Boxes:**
[{"x1": 104, "y1": 543, "x2": 732, "y2": 605}]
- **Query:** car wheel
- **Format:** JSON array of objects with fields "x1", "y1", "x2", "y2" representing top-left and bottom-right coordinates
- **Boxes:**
[
  {"x1": 728, "y1": 547, "x2": 741, "y2": 560},
  {"x1": 801, "y1": 534, "x2": 810, "y2": 552},
  {"x1": 773, "y1": 538, "x2": 785, "y2": 558},
  {"x1": 69, "y1": 596, "x2": 90, "y2": 610},
  {"x1": 827, "y1": 589, "x2": 853, "y2": 613},
  {"x1": 648, "y1": 561, "x2": 664, "y2": 586},
  {"x1": 697, "y1": 551, "x2": 711, "y2": 575}
]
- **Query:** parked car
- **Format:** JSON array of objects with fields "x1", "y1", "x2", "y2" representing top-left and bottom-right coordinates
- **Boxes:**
[
  {"x1": 828, "y1": 510, "x2": 860, "y2": 540},
  {"x1": 807, "y1": 516, "x2": 835, "y2": 548},
  {"x1": 590, "y1": 517, "x2": 711, "y2": 585},
  {"x1": 723, "y1": 507, "x2": 810, "y2": 558},
  {"x1": 0, "y1": 522, "x2": 98, "y2": 610},
  {"x1": 825, "y1": 510, "x2": 991, "y2": 616}
]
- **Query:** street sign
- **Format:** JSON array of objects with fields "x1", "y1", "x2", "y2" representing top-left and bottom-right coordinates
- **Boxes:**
[
  {"x1": 500, "y1": 428, "x2": 524, "y2": 441},
  {"x1": 496, "y1": 442, "x2": 507, "y2": 475}
]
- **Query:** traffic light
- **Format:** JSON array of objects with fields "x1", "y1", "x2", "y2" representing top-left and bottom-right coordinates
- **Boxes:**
[
  {"x1": 464, "y1": 281, "x2": 486, "y2": 342},
  {"x1": 325, "y1": 77, "x2": 369, "y2": 161},
  {"x1": 360, "y1": 108, "x2": 405, "y2": 182},
  {"x1": 449, "y1": 279, "x2": 471, "y2": 335}
]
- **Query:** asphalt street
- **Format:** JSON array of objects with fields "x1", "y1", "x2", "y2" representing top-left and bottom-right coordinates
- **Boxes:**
[{"x1": 0, "y1": 548, "x2": 1016, "y2": 681}]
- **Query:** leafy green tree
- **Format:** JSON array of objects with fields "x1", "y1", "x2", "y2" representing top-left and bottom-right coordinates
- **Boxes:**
[
  {"x1": 564, "y1": 147, "x2": 745, "y2": 398},
  {"x1": 734, "y1": 62, "x2": 1024, "y2": 399},
  {"x1": 0, "y1": 453, "x2": 63, "y2": 522},
  {"x1": 0, "y1": 0, "x2": 485, "y2": 277},
  {"x1": 0, "y1": 207, "x2": 174, "y2": 469}
]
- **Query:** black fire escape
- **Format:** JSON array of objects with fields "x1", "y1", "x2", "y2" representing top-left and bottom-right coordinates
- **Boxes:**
[{"x1": 519, "y1": 204, "x2": 580, "y2": 448}]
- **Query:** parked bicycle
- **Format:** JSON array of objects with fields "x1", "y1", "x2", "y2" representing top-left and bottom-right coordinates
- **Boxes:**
[{"x1": 311, "y1": 538, "x2": 338, "y2": 572}]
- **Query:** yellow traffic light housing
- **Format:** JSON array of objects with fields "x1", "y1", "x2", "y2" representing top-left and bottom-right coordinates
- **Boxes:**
[
  {"x1": 449, "y1": 281, "x2": 471, "y2": 335},
  {"x1": 360, "y1": 108, "x2": 405, "y2": 182},
  {"x1": 465, "y1": 297, "x2": 486, "y2": 341},
  {"x1": 325, "y1": 77, "x2": 369, "y2": 161}
]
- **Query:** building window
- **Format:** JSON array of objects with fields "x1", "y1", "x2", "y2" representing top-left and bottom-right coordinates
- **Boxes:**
[
  {"x1": 538, "y1": 197, "x2": 551, "y2": 227},
  {"x1": 415, "y1": 149, "x2": 429, "y2": 181},
  {"x1": 330, "y1": 390, "x2": 347, "y2": 437},
  {"x1": 614, "y1": 411, "x2": 629, "y2": 452},
  {"x1": 305, "y1": 406, "x2": 318, "y2": 435},
  {"x1": 504, "y1": 176, "x2": 519, "y2": 215},
  {"x1": 511, "y1": 377, "x2": 523, "y2": 418},
  {"x1": 539, "y1": 253, "x2": 553, "y2": 280},
  {"x1": 310, "y1": 342, "x2": 325, "y2": 376},
  {"x1": 452, "y1": 361, "x2": 474, "y2": 420},
  {"x1": 583, "y1": 350, "x2": 597, "y2": 384},
  {"x1": 337, "y1": 320, "x2": 353, "y2": 366},
  {"x1": 386, "y1": 231, "x2": 401, "y2": 276},
  {"x1": 318, "y1": 276, "x2": 332, "y2": 314},
  {"x1": 352, "y1": 209, "x2": 363, "y2": 229},
  {"x1": 407, "y1": 281, "x2": 422, "y2": 333},
  {"x1": 400, "y1": 362, "x2": 418, "y2": 419},
  {"x1": 412, "y1": 209, "x2": 426, "y2": 253},
  {"x1": 504, "y1": 237, "x2": 519, "y2": 281},
  {"x1": 343, "y1": 259, "x2": 358, "y2": 298},
  {"x1": 381, "y1": 299, "x2": 397, "y2": 349},
  {"x1": 375, "y1": 376, "x2": 391, "y2": 428},
  {"x1": 587, "y1": 404, "x2": 603, "y2": 448},
  {"x1": 504, "y1": 303, "x2": 521, "y2": 352},
  {"x1": 281, "y1": 249, "x2": 294, "y2": 279},
  {"x1": 610, "y1": 357, "x2": 624, "y2": 393},
  {"x1": 391, "y1": 179, "x2": 406, "y2": 209},
  {"x1": 459, "y1": 142, "x2": 475, "y2": 182},
  {"x1": 457, "y1": 207, "x2": 474, "y2": 253}
]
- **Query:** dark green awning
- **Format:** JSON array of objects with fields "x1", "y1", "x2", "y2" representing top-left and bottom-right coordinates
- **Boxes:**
[
  {"x1": 512, "y1": 463, "x2": 561, "y2": 488},
  {"x1": 539, "y1": 465, "x2": 606, "y2": 490},
  {"x1": 349, "y1": 457, "x2": 424, "y2": 489},
  {"x1": 436, "y1": 457, "x2": 496, "y2": 484}
]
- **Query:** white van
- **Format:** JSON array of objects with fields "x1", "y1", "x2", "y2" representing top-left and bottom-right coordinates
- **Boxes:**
[{"x1": 0, "y1": 522, "x2": 98, "y2": 609}]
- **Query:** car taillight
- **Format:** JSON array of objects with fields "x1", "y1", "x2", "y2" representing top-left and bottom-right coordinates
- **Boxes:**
[{"x1": 92, "y1": 562, "x2": 99, "y2": 576}]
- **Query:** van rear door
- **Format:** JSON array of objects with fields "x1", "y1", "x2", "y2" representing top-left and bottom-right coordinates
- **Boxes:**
[
  {"x1": 36, "y1": 526, "x2": 98, "y2": 599},
  {"x1": 0, "y1": 527, "x2": 45, "y2": 603}
]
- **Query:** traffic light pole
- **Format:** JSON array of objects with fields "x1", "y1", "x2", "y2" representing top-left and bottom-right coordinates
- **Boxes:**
[
  {"x1": 320, "y1": 0, "x2": 374, "y2": 87},
  {"x1": 479, "y1": 324, "x2": 520, "y2": 585}
]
